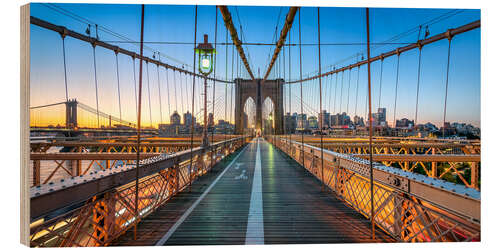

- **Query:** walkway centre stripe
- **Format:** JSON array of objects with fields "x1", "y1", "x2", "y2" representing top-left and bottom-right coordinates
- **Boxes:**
[
  {"x1": 245, "y1": 138, "x2": 264, "y2": 244},
  {"x1": 155, "y1": 141, "x2": 252, "y2": 246}
]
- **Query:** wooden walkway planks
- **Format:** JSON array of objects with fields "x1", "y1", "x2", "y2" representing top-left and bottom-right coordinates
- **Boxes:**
[
  {"x1": 260, "y1": 140, "x2": 393, "y2": 244},
  {"x1": 113, "y1": 138, "x2": 394, "y2": 246}
]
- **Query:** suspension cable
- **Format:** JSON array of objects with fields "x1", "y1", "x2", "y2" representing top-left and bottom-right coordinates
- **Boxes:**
[
  {"x1": 179, "y1": 71, "x2": 185, "y2": 115},
  {"x1": 164, "y1": 68, "x2": 171, "y2": 122},
  {"x1": 346, "y1": 68, "x2": 352, "y2": 116},
  {"x1": 231, "y1": 39, "x2": 234, "y2": 129},
  {"x1": 415, "y1": 45, "x2": 423, "y2": 129},
  {"x1": 61, "y1": 35, "x2": 69, "y2": 102},
  {"x1": 333, "y1": 72, "x2": 338, "y2": 114},
  {"x1": 355, "y1": 65, "x2": 360, "y2": 119},
  {"x1": 288, "y1": 27, "x2": 292, "y2": 151},
  {"x1": 134, "y1": 4, "x2": 145, "y2": 237},
  {"x1": 378, "y1": 58, "x2": 384, "y2": 111},
  {"x1": 186, "y1": 72, "x2": 191, "y2": 116},
  {"x1": 317, "y1": 7, "x2": 325, "y2": 191},
  {"x1": 91, "y1": 44, "x2": 100, "y2": 128},
  {"x1": 298, "y1": 8, "x2": 305, "y2": 166},
  {"x1": 156, "y1": 62, "x2": 163, "y2": 124},
  {"x1": 443, "y1": 38, "x2": 453, "y2": 137},
  {"x1": 173, "y1": 70, "x2": 178, "y2": 112},
  {"x1": 132, "y1": 56, "x2": 138, "y2": 119},
  {"x1": 282, "y1": 39, "x2": 286, "y2": 136},
  {"x1": 114, "y1": 52, "x2": 123, "y2": 123},
  {"x1": 211, "y1": 6, "x2": 218, "y2": 168},
  {"x1": 365, "y1": 8, "x2": 375, "y2": 240},
  {"x1": 146, "y1": 62, "x2": 153, "y2": 127},
  {"x1": 339, "y1": 71, "x2": 344, "y2": 116},
  {"x1": 393, "y1": 53, "x2": 400, "y2": 128},
  {"x1": 224, "y1": 25, "x2": 228, "y2": 140},
  {"x1": 189, "y1": 5, "x2": 198, "y2": 190}
]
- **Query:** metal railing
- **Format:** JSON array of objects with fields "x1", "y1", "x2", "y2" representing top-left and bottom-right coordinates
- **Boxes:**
[
  {"x1": 290, "y1": 135, "x2": 481, "y2": 189},
  {"x1": 29, "y1": 136, "x2": 250, "y2": 247},
  {"x1": 268, "y1": 136, "x2": 480, "y2": 242}
]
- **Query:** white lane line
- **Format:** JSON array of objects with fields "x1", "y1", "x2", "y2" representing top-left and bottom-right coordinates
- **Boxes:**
[
  {"x1": 245, "y1": 138, "x2": 264, "y2": 244},
  {"x1": 155, "y1": 141, "x2": 253, "y2": 246}
]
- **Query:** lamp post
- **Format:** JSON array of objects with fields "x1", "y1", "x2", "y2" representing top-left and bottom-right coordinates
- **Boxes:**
[{"x1": 196, "y1": 34, "x2": 216, "y2": 147}]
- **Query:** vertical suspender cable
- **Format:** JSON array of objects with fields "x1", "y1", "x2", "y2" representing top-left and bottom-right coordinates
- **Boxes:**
[
  {"x1": 164, "y1": 68, "x2": 171, "y2": 122},
  {"x1": 224, "y1": 26, "x2": 228, "y2": 141},
  {"x1": 365, "y1": 72, "x2": 369, "y2": 124},
  {"x1": 393, "y1": 53, "x2": 400, "y2": 128},
  {"x1": 443, "y1": 38, "x2": 452, "y2": 137},
  {"x1": 92, "y1": 44, "x2": 100, "y2": 128},
  {"x1": 288, "y1": 29, "x2": 292, "y2": 151},
  {"x1": 173, "y1": 70, "x2": 178, "y2": 112},
  {"x1": 355, "y1": 66, "x2": 360, "y2": 119},
  {"x1": 378, "y1": 58, "x2": 384, "y2": 111},
  {"x1": 333, "y1": 72, "x2": 338, "y2": 115},
  {"x1": 209, "y1": 7, "x2": 217, "y2": 170},
  {"x1": 328, "y1": 72, "x2": 333, "y2": 115},
  {"x1": 61, "y1": 36, "x2": 69, "y2": 102},
  {"x1": 179, "y1": 71, "x2": 185, "y2": 115},
  {"x1": 134, "y1": 4, "x2": 145, "y2": 241},
  {"x1": 156, "y1": 63, "x2": 163, "y2": 124},
  {"x1": 346, "y1": 68, "x2": 352, "y2": 116},
  {"x1": 317, "y1": 7, "x2": 325, "y2": 191},
  {"x1": 132, "y1": 56, "x2": 138, "y2": 120},
  {"x1": 189, "y1": 5, "x2": 198, "y2": 191},
  {"x1": 115, "y1": 52, "x2": 123, "y2": 123},
  {"x1": 365, "y1": 7, "x2": 375, "y2": 240},
  {"x1": 212, "y1": 6, "x2": 218, "y2": 146},
  {"x1": 146, "y1": 62, "x2": 153, "y2": 127},
  {"x1": 231, "y1": 42, "x2": 234, "y2": 133},
  {"x1": 339, "y1": 71, "x2": 344, "y2": 119},
  {"x1": 186, "y1": 73, "x2": 190, "y2": 116},
  {"x1": 298, "y1": 9, "x2": 305, "y2": 166},
  {"x1": 282, "y1": 41, "x2": 286, "y2": 138},
  {"x1": 415, "y1": 45, "x2": 423, "y2": 129}
]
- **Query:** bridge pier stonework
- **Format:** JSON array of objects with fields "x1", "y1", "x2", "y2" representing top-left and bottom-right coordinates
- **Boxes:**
[
  {"x1": 65, "y1": 99, "x2": 78, "y2": 128},
  {"x1": 235, "y1": 78, "x2": 284, "y2": 135}
]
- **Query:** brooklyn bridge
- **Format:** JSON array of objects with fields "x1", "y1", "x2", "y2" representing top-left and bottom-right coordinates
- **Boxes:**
[{"x1": 24, "y1": 4, "x2": 480, "y2": 246}]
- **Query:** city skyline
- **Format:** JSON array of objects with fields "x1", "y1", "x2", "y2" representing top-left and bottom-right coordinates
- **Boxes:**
[{"x1": 30, "y1": 4, "x2": 480, "y2": 128}]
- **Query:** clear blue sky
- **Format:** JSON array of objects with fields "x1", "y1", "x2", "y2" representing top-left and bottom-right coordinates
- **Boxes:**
[{"x1": 30, "y1": 3, "x2": 480, "y2": 127}]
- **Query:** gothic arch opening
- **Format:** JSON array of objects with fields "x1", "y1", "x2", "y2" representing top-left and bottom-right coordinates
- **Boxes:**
[
  {"x1": 243, "y1": 97, "x2": 256, "y2": 134},
  {"x1": 263, "y1": 97, "x2": 275, "y2": 135}
]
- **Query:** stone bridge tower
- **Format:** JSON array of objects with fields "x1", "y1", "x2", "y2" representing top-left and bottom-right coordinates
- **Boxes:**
[{"x1": 234, "y1": 78, "x2": 284, "y2": 135}]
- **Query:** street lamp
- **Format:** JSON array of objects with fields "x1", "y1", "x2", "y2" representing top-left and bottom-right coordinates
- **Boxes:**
[{"x1": 196, "y1": 34, "x2": 216, "y2": 147}]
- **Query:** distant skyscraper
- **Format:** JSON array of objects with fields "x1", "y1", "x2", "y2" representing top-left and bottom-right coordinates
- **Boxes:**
[
  {"x1": 319, "y1": 110, "x2": 330, "y2": 129},
  {"x1": 308, "y1": 116, "x2": 318, "y2": 129},
  {"x1": 297, "y1": 114, "x2": 308, "y2": 130},
  {"x1": 378, "y1": 108, "x2": 386, "y2": 125},
  {"x1": 170, "y1": 111, "x2": 181, "y2": 125},
  {"x1": 183, "y1": 111, "x2": 195, "y2": 126}
]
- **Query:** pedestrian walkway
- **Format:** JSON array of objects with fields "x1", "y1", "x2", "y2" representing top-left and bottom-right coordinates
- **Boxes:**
[{"x1": 113, "y1": 138, "x2": 393, "y2": 245}]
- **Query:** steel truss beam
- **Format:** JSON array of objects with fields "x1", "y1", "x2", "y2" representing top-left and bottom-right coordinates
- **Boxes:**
[{"x1": 218, "y1": 6, "x2": 255, "y2": 81}]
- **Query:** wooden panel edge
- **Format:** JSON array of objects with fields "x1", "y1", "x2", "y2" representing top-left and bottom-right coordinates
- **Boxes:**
[{"x1": 20, "y1": 3, "x2": 30, "y2": 247}]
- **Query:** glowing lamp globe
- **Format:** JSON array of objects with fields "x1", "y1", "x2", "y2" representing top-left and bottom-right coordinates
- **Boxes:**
[{"x1": 195, "y1": 34, "x2": 216, "y2": 76}]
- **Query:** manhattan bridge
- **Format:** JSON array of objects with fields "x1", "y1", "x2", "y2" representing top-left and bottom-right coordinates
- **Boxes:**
[{"x1": 24, "y1": 4, "x2": 480, "y2": 246}]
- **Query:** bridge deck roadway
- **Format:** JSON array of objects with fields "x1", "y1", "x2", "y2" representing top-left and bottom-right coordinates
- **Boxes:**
[{"x1": 113, "y1": 138, "x2": 393, "y2": 245}]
